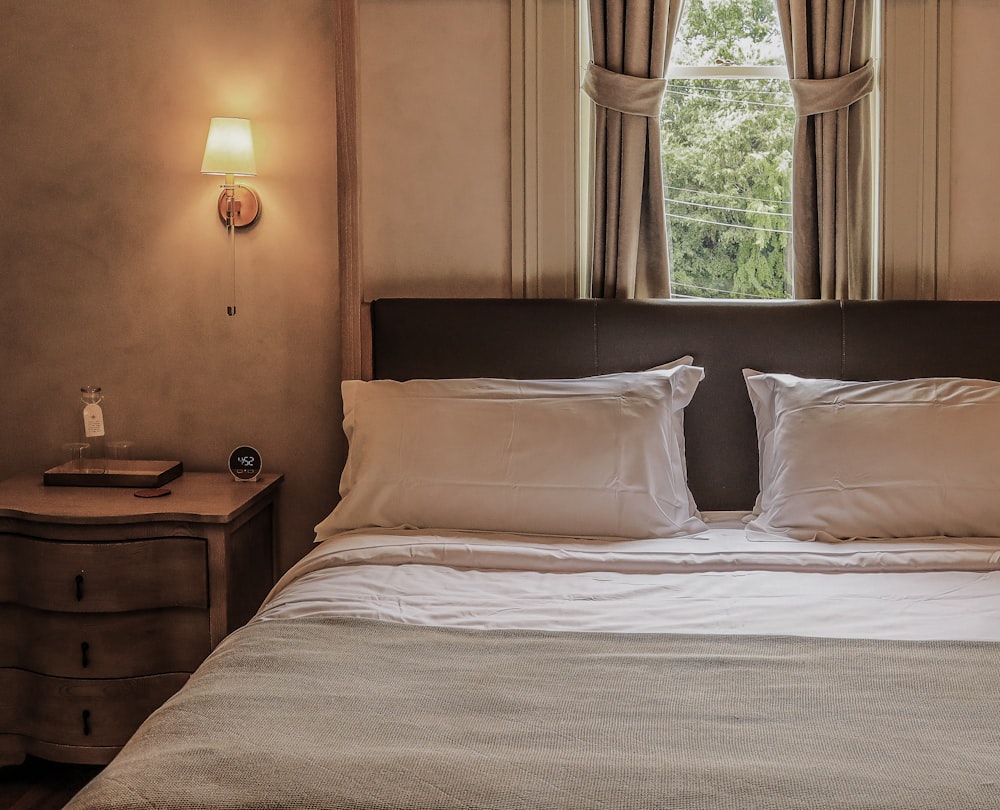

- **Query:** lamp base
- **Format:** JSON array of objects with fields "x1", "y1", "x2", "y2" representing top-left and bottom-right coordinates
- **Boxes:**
[{"x1": 217, "y1": 184, "x2": 261, "y2": 228}]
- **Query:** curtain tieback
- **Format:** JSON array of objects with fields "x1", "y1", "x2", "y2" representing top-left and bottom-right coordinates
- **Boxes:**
[
  {"x1": 790, "y1": 59, "x2": 876, "y2": 118},
  {"x1": 582, "y1": 61, "x2": 666, "y2": 118}
]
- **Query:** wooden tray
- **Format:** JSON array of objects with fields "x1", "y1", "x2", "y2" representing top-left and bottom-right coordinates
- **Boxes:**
[{"x1": 44, "y1": 460, "x2": 184, "y2": 488}]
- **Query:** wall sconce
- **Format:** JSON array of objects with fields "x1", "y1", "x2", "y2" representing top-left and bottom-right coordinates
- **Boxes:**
[{"x1": 201, "y1": 117, "x2": 260, "y2": 316}]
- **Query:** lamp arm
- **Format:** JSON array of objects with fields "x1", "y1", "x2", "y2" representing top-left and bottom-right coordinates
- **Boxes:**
[{"x1": 225, "y1": 174, "x2": 237, "y2": 316}]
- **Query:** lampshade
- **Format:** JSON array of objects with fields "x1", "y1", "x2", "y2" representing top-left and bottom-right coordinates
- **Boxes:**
[{"x1": 200, "y1": 117, "x2": 257, "y2": 176}]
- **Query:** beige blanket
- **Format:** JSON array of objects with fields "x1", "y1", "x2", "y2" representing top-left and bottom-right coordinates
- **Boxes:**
[{"x1": 67, "y1": 617, "x2": 1000, "y2": 809}]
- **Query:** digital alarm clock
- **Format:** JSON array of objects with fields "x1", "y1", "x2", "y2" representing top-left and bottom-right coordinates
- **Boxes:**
[{"x1": 228, "y1": 446, "x2": 263, "y2": 482}]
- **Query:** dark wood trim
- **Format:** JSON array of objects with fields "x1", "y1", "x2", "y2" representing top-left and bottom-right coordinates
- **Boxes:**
[{"x1": 334, "y1": 0, "x2": 367, "y2": 381}]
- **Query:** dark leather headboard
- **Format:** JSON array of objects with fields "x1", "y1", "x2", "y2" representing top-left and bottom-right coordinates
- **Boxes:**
[{"x1": 370, "y1": 298, "x2": 1000, "y2": 511}]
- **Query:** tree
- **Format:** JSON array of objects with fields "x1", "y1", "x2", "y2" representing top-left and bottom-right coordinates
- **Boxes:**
[{"x1": 662, "y1": 0, "x2": 794, "y2": 299}]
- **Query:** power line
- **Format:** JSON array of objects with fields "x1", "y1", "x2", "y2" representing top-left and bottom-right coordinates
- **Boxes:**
[
  {"x1": 668, "y1": 79, "x2": 792, "y2": 99},
  {"x1": 666, "y1": 211, "x2": 792, "y2": 234},
  {"x1": 664, "y1": 185, "x2": 791, "y2": 207},
  {"x1": 664, "y1": 87, "x2": 793, "y2": 110},
  {"x1": 670, "y1": 282, "x2": 776, "y2": 299},
  {"x1": 665, "y1": 196, "x2": 792, "y2": 219}
]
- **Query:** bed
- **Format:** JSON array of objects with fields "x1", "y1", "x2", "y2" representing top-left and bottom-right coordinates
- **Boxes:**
[{"x1": 67, "y1": 298, "x2": 1000, "y2": 809}]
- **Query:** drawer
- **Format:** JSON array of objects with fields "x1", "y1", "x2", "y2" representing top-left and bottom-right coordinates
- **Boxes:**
[
  {"x1": 0, "y1": 534, "x2": 207, "y2": 611},
  {"x1": 0, "y1": 669, "x2": 189, "y2": 749},
  {"x1": 0, "y1": 605, "x2": 210, "y2": 677}
]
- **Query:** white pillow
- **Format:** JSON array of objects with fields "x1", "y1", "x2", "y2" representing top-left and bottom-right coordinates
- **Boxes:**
[
  {"x1": 315, "y1": 360, "x2": 707, "y2": 541},
  {"x1": 744, "y1": 370, "x2": 1000, "y2": 541}
]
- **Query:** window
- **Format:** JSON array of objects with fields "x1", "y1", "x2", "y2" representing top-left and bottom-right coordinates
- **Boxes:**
[
  {"x1": 516, "y1": 0, "x2": 945, "y2": 300},
  {"x1": 662, "y1": 0, "x2": 794, "y2": 299}
]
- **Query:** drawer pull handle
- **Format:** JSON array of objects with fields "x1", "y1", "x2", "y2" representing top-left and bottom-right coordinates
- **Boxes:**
[
  {"x1": 75, "y1": 573, "x2": 85, "y2": 601},
  {"x1": 81, "y1": 641, "x2": 90, "y2": 668},
  {"x1": 82, "y1": 709, "x2": 91, "y2": 736}
]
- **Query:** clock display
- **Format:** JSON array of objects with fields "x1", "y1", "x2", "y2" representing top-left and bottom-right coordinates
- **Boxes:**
[{"x1": 228, "y1": 446, "x2": 262, "y2": 482}]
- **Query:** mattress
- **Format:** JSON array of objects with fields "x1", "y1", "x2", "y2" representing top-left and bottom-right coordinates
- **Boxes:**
[
  {"x1": 64, "y1": 513, "x2": 1000, "y2": 810},
  {"x1": 256, "y1": 513, "x2": 1000, "y2": 640}
]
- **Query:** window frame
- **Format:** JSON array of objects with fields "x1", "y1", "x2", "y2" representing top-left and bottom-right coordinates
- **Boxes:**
[
  {"x1": 879, "y1": 0, "x2": 952, "y2": 300},
  {"x1": 510, "y1": 0, "x2": 581, "y2": 299},
  {"x1": 667, "y1": 65, "x2": 787, "y2": 80}
]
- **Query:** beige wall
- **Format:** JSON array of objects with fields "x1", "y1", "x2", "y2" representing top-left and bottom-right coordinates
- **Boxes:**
[
  {"x1": 359, "y1": 0, "x2": 512, "y2": 299},
  {"x1": 0, "y1": 1, "x2": 342, "y2": 572},
  {"x1": 947, "y1": 0, "x2": 1000, "y2": 299}
]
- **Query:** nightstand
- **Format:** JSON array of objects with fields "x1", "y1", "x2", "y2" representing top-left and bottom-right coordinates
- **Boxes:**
[{"x1": 0, "y1": 471, "x2": 282, "y2": 766}]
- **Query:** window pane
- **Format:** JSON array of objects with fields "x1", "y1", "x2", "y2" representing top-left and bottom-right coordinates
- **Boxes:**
[
  {"x1": 663, "y1": 0, "x2": 794, "y2": 299},
  {"x1": 672, "y1": 0, "x2": 786, "y2": 67}
]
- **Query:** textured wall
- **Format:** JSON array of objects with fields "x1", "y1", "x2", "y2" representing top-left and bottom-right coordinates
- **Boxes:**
[
  {"x1": 359, "y1": 0, "x2": 512, "y2": 299},
  {"x1": 0, "y1": 1, "x2": 343, "y2": 572}
]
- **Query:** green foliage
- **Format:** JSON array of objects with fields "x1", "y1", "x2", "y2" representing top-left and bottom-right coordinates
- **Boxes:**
[
  {"x1": 663, "y1": 0, "x2": 794, "y2": 299},
  {"x1": 678, "y1": 0, "x2": 785, "y2": 64}
]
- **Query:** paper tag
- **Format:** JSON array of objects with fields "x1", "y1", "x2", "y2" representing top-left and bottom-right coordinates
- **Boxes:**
[{"x1": 83, "y1": 403, "x2": 105, "y2": 437}]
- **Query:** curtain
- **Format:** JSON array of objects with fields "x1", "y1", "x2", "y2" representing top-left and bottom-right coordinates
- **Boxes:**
[
  {"x1": 775, "y1": 0, "x2": 876, "y2": 300},
  {"x1": 583, "y1": 0, "x2": 685, "y2": 299}
]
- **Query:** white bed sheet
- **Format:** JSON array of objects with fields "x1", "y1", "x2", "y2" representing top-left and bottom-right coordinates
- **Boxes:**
[{"x1": 256, "y1": 513, "x2": 1000, "y2": 641}]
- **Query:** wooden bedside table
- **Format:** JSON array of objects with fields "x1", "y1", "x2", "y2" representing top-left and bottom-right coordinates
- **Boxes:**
[{"x1": 0, "y1": 471, "x2": 283, "y2": 766}]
